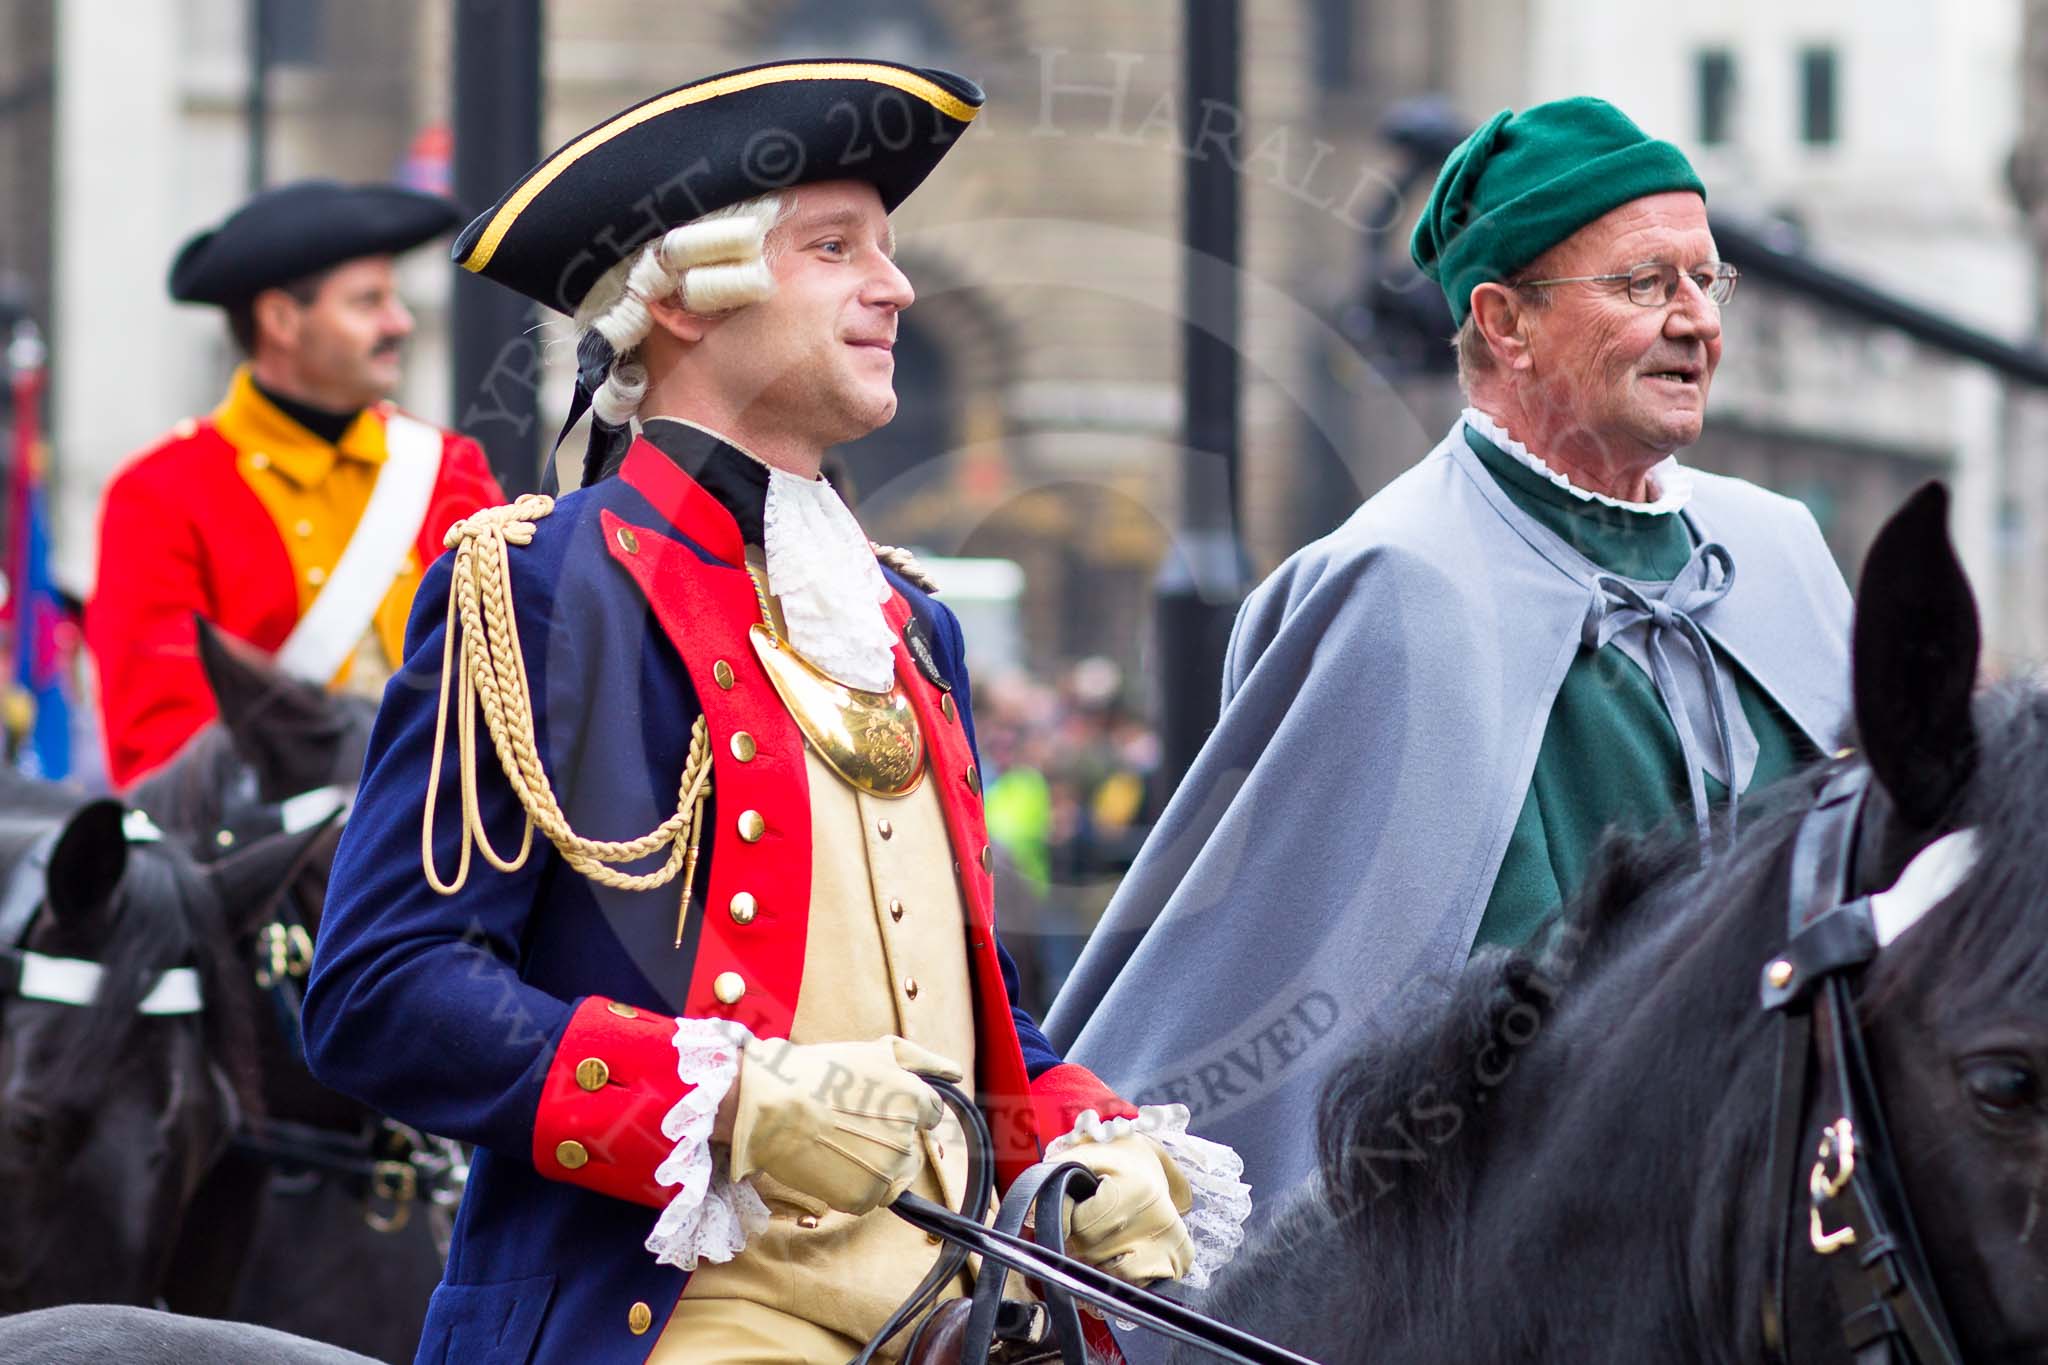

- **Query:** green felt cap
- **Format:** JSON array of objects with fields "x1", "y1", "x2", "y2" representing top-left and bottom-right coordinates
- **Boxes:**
[{"x1": 1410, "y1": 97, "x2": 1705, "y2": 327}]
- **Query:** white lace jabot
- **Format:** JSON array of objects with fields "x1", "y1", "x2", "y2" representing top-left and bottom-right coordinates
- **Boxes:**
[
  {"x1": 646, "y1": 418, "x2": 899, "y2": 692},
  {"x1": 1462, "y1": 406, "x2": 1693, "y2": 515}
]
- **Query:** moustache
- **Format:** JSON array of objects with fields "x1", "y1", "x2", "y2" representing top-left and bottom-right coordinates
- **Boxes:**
[{"x1": 371, "y1": 338, "x2": 405, "y2": 360}]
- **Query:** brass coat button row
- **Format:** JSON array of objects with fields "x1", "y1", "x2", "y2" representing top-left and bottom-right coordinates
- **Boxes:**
[
  {"x1": 888, "y1": 897, "x2": 904, "y2": 922},
  {"x1": 798, "y1": 1214, "x2": 822, "y2": 1230},
  {"x1": 877, "y1": 818, "x2": 894, "y2": 841},
  {"x1": 628, "y1": 1301, "x2": 653, "y2": 1335},
  {"x1": 615, "y1": 526, "x2": 639, "y2": 554},
  {"x1": 574, "y1": 1057, "x2": 610, "y2": 1092},
  {"x1": 941, "y1": 695, "x2": 956, "y2": 723},
  {"x1": 556, "y1": 1139, "x2": 589, "y2": 1170},
  {"x1": 714, "y1": 971, "x2": 746, "y2": 1005},
  {"x1": 730, "y1": 731, "x2": 757, "y2": 762},
  {"x1": 713, "y1": 659, "x2": 735, "y2": 690},
  {"x1": 980, "y1": 845, "x2": 993, "y2": 874},
  {"x1": 606, "y1": 1001, "x2": 639, "y2": 1019},
  {"x1": 903, "y1": 976, "x2": 920, "y2": 1000},
  {"x1": 965, "y1": 763, "x2": 981, "y2": 796},
  {"x1": 729, "y1": 891, "x2": 757, "y2": 925},
  {"x1": 738, "y1": 810, "x2": 766, "y2": 842}
]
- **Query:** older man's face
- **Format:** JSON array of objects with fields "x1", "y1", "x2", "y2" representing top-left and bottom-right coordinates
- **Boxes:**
[{"x1": 1521, "y1": 192, "x2": 1722, "y2": 461}]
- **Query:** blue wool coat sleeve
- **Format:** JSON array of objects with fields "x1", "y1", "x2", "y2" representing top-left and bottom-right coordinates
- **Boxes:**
[
  {"x1": 301, "y1": 543, "x2": 579, "y2": 1156},
  {"x1": 916, "y1": 585, "x2": 1064, "y2": 1080}
]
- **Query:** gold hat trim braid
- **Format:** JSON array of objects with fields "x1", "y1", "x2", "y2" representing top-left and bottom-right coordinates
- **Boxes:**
[
  {"x1": 459, "y1": 62, "x2": 981, "y2": 276},
  {"x1": 422, "y1": 495, "x2": 712, "y2": 902}
]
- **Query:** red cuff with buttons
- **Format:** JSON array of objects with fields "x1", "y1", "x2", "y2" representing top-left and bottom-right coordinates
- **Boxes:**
[
  {"x1": 1028, "y1": 1062, "x2": 1140, "y2": 1143},
  {"x1": 531, "y1": 995, "x2": 688, "y2": 1208}
]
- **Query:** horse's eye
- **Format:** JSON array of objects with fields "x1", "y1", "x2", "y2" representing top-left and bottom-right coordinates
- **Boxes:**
[
  {"x1": 3, "y1": 1106, "x2": 49, "y2": 1154},
  {"x1": 1962, "y1": 1056, "x2": 2041, "y2": 1118}
]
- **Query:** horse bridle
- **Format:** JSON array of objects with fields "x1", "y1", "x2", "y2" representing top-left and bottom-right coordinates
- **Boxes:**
[
  {"x1": 876, "y1": 1079, "x2": 1318, "y2": 1365},
  {"x1": 212, "y1": 786, "x2": 468, "y2": 1242},
  {"x1": 0, "y1": 816, "x2": 207, "y2": 1021},
  {"x1": 1758, "y1": 765, "x2": 1965, "y2": 1365}
]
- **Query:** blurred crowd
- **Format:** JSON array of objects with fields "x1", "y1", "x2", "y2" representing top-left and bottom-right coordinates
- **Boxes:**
[{"x1": 972, "y1": 656, "x2": 1160, "y2": 1015}]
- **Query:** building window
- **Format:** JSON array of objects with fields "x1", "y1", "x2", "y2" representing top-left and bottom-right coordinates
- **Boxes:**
[
  {"x1": 1800, "y1": 46, "x2": 1839, "y2": 145},
  {"x1": 1696, "y1": 48, "x2": 1735, "y2": 145},
  {"x1": 1312, "y1": 0, "x2": 1357, "y2": 92}
]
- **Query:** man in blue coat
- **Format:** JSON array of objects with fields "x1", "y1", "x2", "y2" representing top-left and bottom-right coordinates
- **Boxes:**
[{"x1": 303, "y1": 61, "x2": 1247, "y2": 1364}]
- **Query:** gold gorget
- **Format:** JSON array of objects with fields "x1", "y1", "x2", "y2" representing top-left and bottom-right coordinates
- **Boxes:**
[{"x1": 748, "y1": 624, "x2": 925, "y2": 798}]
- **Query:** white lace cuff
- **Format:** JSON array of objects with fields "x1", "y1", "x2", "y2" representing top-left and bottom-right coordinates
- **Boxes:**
[
  {"x1": 643, "y1": 1018, "x2": 772, "y2": 1271},
  {"x1": 1044, "y1": 1105, "x2": 1252, "y2": 1291}
]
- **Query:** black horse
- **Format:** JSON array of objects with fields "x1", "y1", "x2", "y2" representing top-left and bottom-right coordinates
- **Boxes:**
[
  {"x1": 1185, "y1": 485, "x2": 2047, "y2": 1363},
  {"x1": 0, "y1": 786, "x2": 282, "y2": 1311},
  {"x1": 131, "y1": 622, "x2": 450, "y2": 1363}
]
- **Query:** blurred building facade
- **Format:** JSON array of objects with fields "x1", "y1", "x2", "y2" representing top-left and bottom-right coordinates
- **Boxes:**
[{"x1": 15, "y1": 0, "x2": 2048, "y2": 684}]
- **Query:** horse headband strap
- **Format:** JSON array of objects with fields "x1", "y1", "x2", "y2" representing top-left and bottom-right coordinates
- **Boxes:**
[{"x1": 5, "y1": 952, "x2": 204, "y2": 1015}]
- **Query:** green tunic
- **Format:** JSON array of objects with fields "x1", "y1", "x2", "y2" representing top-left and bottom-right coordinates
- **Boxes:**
[{"x1": 1468, "y1": 427, "x2": 1815, "y2": 952}]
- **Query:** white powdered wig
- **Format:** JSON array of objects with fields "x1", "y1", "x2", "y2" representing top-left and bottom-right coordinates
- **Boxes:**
[{"x1": 573, "y1": 194, "x2": 784, "y2": 425}]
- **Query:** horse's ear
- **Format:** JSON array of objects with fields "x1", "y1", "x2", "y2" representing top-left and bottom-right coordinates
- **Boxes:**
[
  {"x1": 1852, "y1": 482, "x2": 1980, "y2": 828},
  {"x1": 46, "y1": 799, "x2": 128, "y2": 922},
  {"x1": 194, "y1": 613, "x2": 343, "y2": 800},
  {"x1": 209, "y1": 822, "x2": 332, "y2": 938}
]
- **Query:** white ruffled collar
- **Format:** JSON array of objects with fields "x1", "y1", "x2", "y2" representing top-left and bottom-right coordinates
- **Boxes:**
[
  {"x1": 1462, "y1": 406, "x2": 1692, "y2": 515},
  {"x1": 645, "y1": 418, "x2": 898, "y2": 693}
]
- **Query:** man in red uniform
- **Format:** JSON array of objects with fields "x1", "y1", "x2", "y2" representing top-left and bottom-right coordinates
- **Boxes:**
[{"x1": 85, "y1": 180, "x2": 505, "y2": 787}]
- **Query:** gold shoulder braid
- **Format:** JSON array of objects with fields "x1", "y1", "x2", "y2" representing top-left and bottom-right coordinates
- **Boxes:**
[
  {"x1": 422, "y1": 495, "x2": 714, "y2": 919},
  {"x1": 870, "y1": 541, "x2": 938, "y2": 593}
]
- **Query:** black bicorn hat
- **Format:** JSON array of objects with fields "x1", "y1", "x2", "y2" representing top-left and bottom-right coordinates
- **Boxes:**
[
  {"x1": 452, "y1": 58, "x2": 985, "y2": 316},
  {"x1": 168, "y1": 180, "x2": 465, "y2": 306}
]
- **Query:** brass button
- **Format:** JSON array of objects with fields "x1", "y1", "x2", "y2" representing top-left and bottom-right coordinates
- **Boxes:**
[
  {"x1": 574, "y1": 1058, "x2": 610, "y2": 1092},
  {"x1": 738, "y1": 810, "x2": 766, "y2": 842},
  {"x1": 888, "y1": 897, "x2": 904, "y2": 922},
  {"x1": 293, "y1": 518, "x2": 314, "y2": 538},
  {"x1": 730, "y1": 731, "x2": 757, "y2": 762},
  {"x1": 980, "y1": 845, "x2": 993, "y2": 874},
  {"x1": 249, "y1": 451, "x2": 271, "y2": 470},
  {"x1": 628, "y1": 1301, "x2": 653, "y2": 1335},
  {"x1": 1767, "y1": 960, "x2": 1794, "y2": 990},
  {"x1": 556, "y1": 1140, "x2": 589, "y2": 1170},
  {"x1": 714, "y1": 971, "x2": 746, "y2": 1005},
  {"x1": 904, "y1": 976, "x2": 920, "y2": 1000},
  {"x1": 926, "y1": 1231, "x2": 942, "y2": 1246},
  {"x1": 713, "y1": 660, "x2": 735, "y2": 690},
  {"x1": 605, "y1": 1001, "x2": 639, "y2": 1019},
  {"x1": 306, "y1": 565, "x2": 328, "y2": 586},
  {"x1": 942, "y1": 694, "x2": 956, "y2": 723},
  {"x1": 798, "y1": 1214, "x2": 822, "y2": 1230},
  {"x1": 615, "y1": 526, "x2": 639, "y2": 554},
  {"x1": 729, "y1": 891, "x2": 757, "y2": 925},
  {"x1": 965, "y1": 763, "x2": 981, "y2": 796},
  {"x1": 877, "y1": 818, "x2": 894, "y2": 841}
]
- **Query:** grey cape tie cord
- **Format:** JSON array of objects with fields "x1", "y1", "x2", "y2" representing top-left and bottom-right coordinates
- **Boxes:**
[{"x1": 1580, "y1": 540, "x2": 1750, "y2": 849}]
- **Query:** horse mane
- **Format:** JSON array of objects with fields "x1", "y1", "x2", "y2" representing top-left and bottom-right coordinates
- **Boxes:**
[
  {"x1": 1309, "y1": 760, "x2": 1834, "y2": 1292},
  {"x1": 130, "y1": 724, "x2": 242, "y2": 836}
]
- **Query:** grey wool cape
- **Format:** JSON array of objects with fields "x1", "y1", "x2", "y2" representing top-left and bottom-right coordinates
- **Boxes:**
[{"x1": 1044, "y1": 421, "x2": 1852, "y2": 1220}]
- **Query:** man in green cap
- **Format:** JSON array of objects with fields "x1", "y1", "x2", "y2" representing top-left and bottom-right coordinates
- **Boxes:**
[{"x1": 1048, "y1": 96, "x2": 1852, "y2": 1221}]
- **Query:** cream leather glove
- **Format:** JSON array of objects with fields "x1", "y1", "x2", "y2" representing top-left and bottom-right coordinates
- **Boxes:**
[
  {"x1": 1059, "y1": 1133, "x2": 1196, "y2": 1285},
  {"x1": 727, "y1": 1035, "x2": 962, "y2": 1216}
]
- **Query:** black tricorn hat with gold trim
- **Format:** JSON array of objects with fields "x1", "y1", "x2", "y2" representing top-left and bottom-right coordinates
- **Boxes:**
[{"x1": 453, "y1": 58, "x2": 985, "y2": 316}]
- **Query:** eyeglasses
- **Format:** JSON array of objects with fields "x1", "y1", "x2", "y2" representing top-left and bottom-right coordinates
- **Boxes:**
[{"x1": 1517, "y1": 260, "x2": 1740, "y2": 308}]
